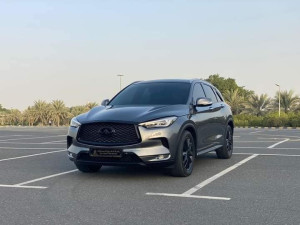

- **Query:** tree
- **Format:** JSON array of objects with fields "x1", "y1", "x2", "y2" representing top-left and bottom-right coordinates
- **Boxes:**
[
  {"x1": 205, "y1": 74, "x2": 253, "y2": 97},
  {"x1": 23, "y1": 107, "x2": 35, "y2": 126},
  {"x1": 50, "y1": 100, "x2": 70, "y2": 126},
  {"x1": 244, "y1": 94, "x2": 271, "y2": 116},
  {"x1": 6, "y1": 109, "x2": 22, "y2": 125},
  {"x1": 33, "y1": 100, "x2": 50, "y2": 125},
  {"x1": 223, "y1": 89, "x2": 245, "y2": 115},
  {"x1": 273, "y1": 90, "x2": 300, "y2": 113},
  {"x1": 85, "y1": 102, "x2": 98, "y2": 110},
  {"x1": 70, "y1": 105, "x2": 88, "y2": 117}
]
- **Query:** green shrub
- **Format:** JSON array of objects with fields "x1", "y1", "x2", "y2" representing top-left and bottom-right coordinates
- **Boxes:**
[{"x1": 234, "y1": 112, "x2": 300, "y2": 127}]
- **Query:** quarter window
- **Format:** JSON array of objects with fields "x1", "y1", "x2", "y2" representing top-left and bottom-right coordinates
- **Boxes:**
[{"x1": 202, "y1": 84, "x2": 218, "y2": 103}]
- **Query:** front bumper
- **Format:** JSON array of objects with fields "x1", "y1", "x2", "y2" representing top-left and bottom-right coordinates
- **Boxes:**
[{"x1": 66, "y1": 119, "x2": 184, "y2": 166}]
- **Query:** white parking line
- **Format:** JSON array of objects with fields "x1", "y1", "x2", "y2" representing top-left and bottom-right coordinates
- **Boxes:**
[
  {"x1": 183, "y1": 154, "x2": 259, "y2": 195},
  {"x1": 0, "y1": 135, "x2": 65, "y2": 142},
  {"x1": 0, "y1": 149, "x2": 66, "y2": 162},
  {"x1": 15, "y1": 169, "x2": 78, "y2": 186},
  {"x1": 233, "y1": 152, "x2": 300, "y2": 157},
  {"x1": 267, "y1": 139, "x2": 289, "y2": 149},
  {"x1": 146, "y1": 154, "x2": 258, "y2": 200},
  {"x1": 235, "y1": 146, "x2": 300, "y2": 150},
  {"x1": 146, "y1": 193, "x2": 230, "y2": 201},
  {"x1": 0, "y1": 147, "x2": 64, "y2": 150},
  {"x1": 0, "y1": 141, "x2": 65, "y2": 145},
  {"x1": 40, "y1": 140, "x2": 65, "y2": 144},
  {"x1": 0, "y1": 135, "x2": 33, "y2": 138},
  {"x1": 250, "y1": 131, "x2": 262, "y2": 134},
  {"x1": 0, "y1": 184, "x2": 47, "y2": 189},
  {"x1": 235, "y1": 141, "x2": 281, "y2": 143}
]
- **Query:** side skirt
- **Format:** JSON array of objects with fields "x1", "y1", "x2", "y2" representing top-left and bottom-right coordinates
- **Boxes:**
[{"x1": 196, "y1": 145, "x2": 222, "y2": 157}]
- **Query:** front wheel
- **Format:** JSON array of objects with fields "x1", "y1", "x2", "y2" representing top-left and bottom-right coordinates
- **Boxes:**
[
  {"x1": 75, "y1": 163, "x2": 102, "y2": 173},
  {"x1": 216, "y1": 125, "x2": 233, "y2": 159},
  {"x1": 171, "y1": 131, "x2": 195, "y2": 177}
]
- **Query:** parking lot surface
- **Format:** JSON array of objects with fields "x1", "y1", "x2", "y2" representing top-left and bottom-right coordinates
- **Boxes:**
[{"x1": 0, "y1": 127, "x2": 299, "y2": 225}]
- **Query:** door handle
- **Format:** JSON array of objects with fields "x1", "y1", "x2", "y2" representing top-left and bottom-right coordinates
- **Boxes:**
[{"x1": 220, "y1": 104, "x2": 225, "y2": 108}]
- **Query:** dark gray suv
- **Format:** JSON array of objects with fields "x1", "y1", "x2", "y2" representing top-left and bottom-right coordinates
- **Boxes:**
[{"x1": 67, "y1": 79, "x2": 234, "y2": 177}]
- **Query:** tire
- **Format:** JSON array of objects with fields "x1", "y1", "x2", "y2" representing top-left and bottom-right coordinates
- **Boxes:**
[
  {"x1": 216, "y1": 125, "x2": 233, "y2": 159},
  {"x1": 75, "y1": 163, "x2": 102, "y2": 173},
  {"x1": 171, "y1": 131, "x2": 196, "y2": 177}
]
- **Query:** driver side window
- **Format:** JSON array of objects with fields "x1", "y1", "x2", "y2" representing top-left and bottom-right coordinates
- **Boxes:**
[{"x1": 192, "y1": 83, "x2": 206, "y2": 105}]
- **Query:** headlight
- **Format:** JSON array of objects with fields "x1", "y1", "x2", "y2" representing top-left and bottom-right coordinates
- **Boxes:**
[
  {"x1": 139, "y1": 116, "x2": 177, "y2": 129},
  {"x1": 70, "y1": 117, "x2": 81, "y2": 128}
]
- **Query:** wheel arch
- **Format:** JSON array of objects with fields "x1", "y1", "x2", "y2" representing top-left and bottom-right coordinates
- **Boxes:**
[{"x1": 177, "y1": 122, "x2": 197, "y2": 150}]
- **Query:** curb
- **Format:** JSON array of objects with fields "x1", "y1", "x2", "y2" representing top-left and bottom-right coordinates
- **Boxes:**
[{"x1": 236, "y1": 126, "x2": 300, "y2": 130}]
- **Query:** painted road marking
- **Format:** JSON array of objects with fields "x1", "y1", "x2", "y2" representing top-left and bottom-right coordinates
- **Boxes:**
[
  {"x1": 235, "y1": 141, "x2": 283, "y2": 143},
  {"x1": 235, "y1": 146, "x2": 300, "y2": 150},
  {"x1": 0, "y1": 141, "x2": 65, "y2": 145},
  {"x1": 267, "y1": 139, "x2": 290, "y2": 149},
  {"x1": 15, "y1": 169, "x2": 78, "y2": 186},
  {"x1": 146, "y1": 193, "x2": 230, "y2": 201},
  {"x1": 0, "y1": 149, "x2": 66, "y2": 162},
  {"x1": 233, "y1": 152, "x2": 300, "y2": 157},
  {"x1": 0, "y1": 184, "x2": 47, "y2": 189},
  {"x1": 0, "y1": 135, "x2": 33, "y2": 138},
  {"x1": 0, "y1": 147, "x2": 64, "y2": 150},
  {"x1": 147, "y1": 154, "x2": 258, "y2": 200},
  {"x1": 183, "y1": 154, "x2": 259, "y2": 195},
  {"x1": 250, "y1": 131, "x2": 262, "y2": 134},
  {"x1": 0, "y1": 135, "x2": 65, "y2": 142}
]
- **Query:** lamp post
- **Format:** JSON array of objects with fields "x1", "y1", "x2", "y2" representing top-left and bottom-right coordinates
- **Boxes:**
[
  {"x1": 275, "y1": 84, "x2": 281, "y2": 117},
  {"x1": 117, "y1": 74, "x2": 124, "y2": 91}
]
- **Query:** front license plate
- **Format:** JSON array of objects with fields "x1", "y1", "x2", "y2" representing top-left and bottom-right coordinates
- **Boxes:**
[{"x1": 90, "y1": 149, "x2": 122, "y2": 158}]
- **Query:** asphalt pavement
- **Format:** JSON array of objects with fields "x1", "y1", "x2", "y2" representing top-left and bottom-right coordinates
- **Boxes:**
[{"x1": 0, "y1": 127, "x2": 299, "y2": 225}]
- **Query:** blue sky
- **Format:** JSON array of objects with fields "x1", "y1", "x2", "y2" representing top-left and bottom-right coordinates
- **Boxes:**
[{"x1": 0, "y1": 0, "x2": 299, "y2": 109}]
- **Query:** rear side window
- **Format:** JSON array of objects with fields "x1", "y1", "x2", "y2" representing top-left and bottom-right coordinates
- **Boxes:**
[
  {"x1": 214, "y1": 89, "x2": 223, "y2": 102},
  {"x1": 202, "y1": 84, "x2": 218, "y2": 103},
  {"x1": 192, "y1": 83, "x2": 205, "y2": 104}
]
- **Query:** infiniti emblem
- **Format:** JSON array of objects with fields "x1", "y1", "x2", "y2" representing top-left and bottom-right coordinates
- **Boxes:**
[{"x1": 99, "y1": 127, "x2": 116, "y2": 136}]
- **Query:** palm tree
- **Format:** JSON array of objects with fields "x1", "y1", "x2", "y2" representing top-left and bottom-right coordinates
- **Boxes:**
[
  {"x1": 85, "y1": 102, "x2": 98, "y2": 110},
  {"x1": 33, "y1": 100, "x2": 50, "y2": 125},
  {"x1": 273, "y1": 90, "x2": 300, "y2": 113},
  {"x1": 7, "y1": 109, "x2": 22, "y2": 125},
  {"x1": 244, "y1": 94, "x2": 271, "y2": 116},
  {"x1": 223, "y1": 89, "x2": 245, "y2": 115},
  {"x1": 50, "y1": 100, "x2": 70, "y2": 126},
  {"x1": 23, "y1": 107, "x2": 36, "y2": 126},
  {"x1": 70, "y1": 105, "x2": 88, "y2": 117}
]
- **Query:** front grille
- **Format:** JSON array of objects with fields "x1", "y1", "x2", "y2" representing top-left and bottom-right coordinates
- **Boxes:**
[
  {"x1": 77, "y1": 152, "x2": 142, "y2": 164},
  {"x1": 77, "y1": 122, "x2": 140, "y2": 146}
]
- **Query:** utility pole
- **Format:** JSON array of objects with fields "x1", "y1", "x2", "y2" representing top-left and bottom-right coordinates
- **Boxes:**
[
  {"x1": 117, "y1": 74, "x2": 124, "y2": 91},
  {"x1": 275, "y1": 84, "x2": 281, "y2": 117}
]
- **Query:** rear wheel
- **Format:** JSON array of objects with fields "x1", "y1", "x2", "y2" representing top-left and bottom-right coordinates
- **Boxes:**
[
  {"x1": 75, "y1": 163, "x2": 102, "y2": 173},
  {"x1": 216, "y1": 125, "x2": 233, "y2": 159},
  {"x1": 171, "y1": 131, "x2": 195, "y2": 177}
]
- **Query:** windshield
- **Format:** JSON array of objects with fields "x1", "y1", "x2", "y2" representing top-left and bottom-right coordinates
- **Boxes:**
[{"x1": 109, "y1": 82, "x2": 191, "y2": 105}]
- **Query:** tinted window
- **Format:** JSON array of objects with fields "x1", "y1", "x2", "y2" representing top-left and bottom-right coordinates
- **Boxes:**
[
  {"x1": 202, "y1": 84, "x2": 218, "y2": 103},
  {"x1": 192, "y1": 83, "x2": 205, "y2": 104},
  {"x1": 214, "y1": 89, "x2": 223, "y2": 102},
  {"x1": 109, "y1": 82, "x2": 191, "y2": 105}
]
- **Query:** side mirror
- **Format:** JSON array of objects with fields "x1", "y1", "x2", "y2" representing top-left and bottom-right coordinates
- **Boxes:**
[
  {"x1": 101, "y1": 99, "x2": 110, "y2": 106},
  {"x1": 196, "y1": 97, "x2": 213, "y2": 107}
]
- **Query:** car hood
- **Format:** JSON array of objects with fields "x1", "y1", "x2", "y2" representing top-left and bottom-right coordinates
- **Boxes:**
[{"x1": 77, "y1": 105, "x2": 189, "y2": 124}]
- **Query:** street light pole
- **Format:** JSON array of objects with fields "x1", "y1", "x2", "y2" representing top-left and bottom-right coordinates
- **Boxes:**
[
  {"x1": 275, "y1": 84, "x2": 281, "y2": 117},
  {"x1": 117, "y1": 74, "x2": 124, "y2": 91}
]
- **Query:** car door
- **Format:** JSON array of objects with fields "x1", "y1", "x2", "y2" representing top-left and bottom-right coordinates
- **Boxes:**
[
  {"x1": 190, "y1": 83, "x2": 215, "y2": 152},
  {"x1": 202, "y1": 84, "x2": 225, "y2": 147}
]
